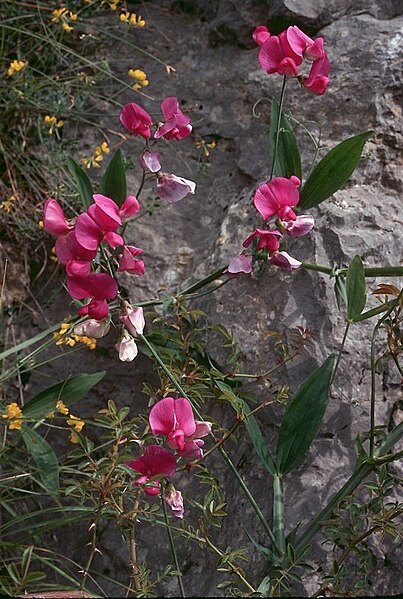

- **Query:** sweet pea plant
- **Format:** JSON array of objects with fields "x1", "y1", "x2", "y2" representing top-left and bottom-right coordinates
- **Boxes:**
[{"x1": 1, "y1": 21, "x2": 402, "y2": 598}]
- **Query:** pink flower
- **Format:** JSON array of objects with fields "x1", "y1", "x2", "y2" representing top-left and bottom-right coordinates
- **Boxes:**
[
  {"x1": 154, "y1": 97, "x2": 192, "y2": 141},
  {"x1": 254, "y1": 176, "x2": 301, "y2": 221},
  {"x1": 156, "y1": 173, "x2": 196, "y2": 204},
  {"x1": 226, "y1": 255, "x2": 253, "y2": 274},
  {"x1": 164, "y1": 484, "x2": 184, "y2": 519},
  {"x1": 67, "y1": 272, "x2": 118, "y2": 320},
  {"x1": 302, "y1": 53, "x2": 331, "y2": 95},
  {"x1": 120, "y1": 102, "x2": 153, "y2": 138},
  {"x1": 252, "y1": 25, "x2": 270, "y2": 46},
  {"x1": 119, "y1": 195, "x2": 141, "y2": 221},
  {"x1": 118, "y1": 246, "x2": 145, "y2": 275},
  {"x1": 115, "y1": 330, "x2": 138, "y2": 362},
  {"x1": 282, "y1": 215, "x2": 314, "y2": 237},
  {"x1": 43, "y1": 198, "x2": 72, "y2": 236},
  {"x1": 139, "y1": 151, "x2": 162, "y2": 173},
  {"x1": 74, "y1": 318, "x2": 111, "y2": 338},
  {"x1": 75, "y1": 201, "x2": 124, "y2": 251},
  {"x1": 269, "y1": 251, "x2": 302, "y2": 271},
  {"x1": 120, "y1": 303, "x2": 145, "y2": 337},
  {"x1": 55, "y1": 230, "x2": 97, "y2": 265},
  {"x1": 126, "y1": 445, "x2": 177, "y2": 496},
  {"x1": 149, "y1": 397, "x2": 211, "y2": 460},
  {"x1": 286, "y1": 27, "x2": 325, "y2": 61},
  {"x1": 259, "y1": 31, "x2": 302, "y2": 77},
  {"x1": 243, "y1": 229, "x2": 282, "y2": 252}
]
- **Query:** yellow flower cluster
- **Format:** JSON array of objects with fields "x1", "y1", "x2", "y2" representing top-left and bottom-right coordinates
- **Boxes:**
[
  {"x1": 53, "y1": 323, "x2": 97, "y2": 350},
  {"x1": 119, "y1": 12, "x2": 145, "y2": 27},
  {"x1": 195, "y1": 139, "x2": 217, "y2": 157},
  {"x1": 44, "y1": 115, "x2": 64, "y2": 135},
  {"x1": 107, "y1": 0, "x2": 120, "y2": 9},
  {"x1": 81, "y1": 141, "x2": 110, "y2": 169},
  {"x1": 7, "y1": 60, "x2": 26, "y2": 77},
  {"x1": 51, "y1": 7, "x2": 78, "y2": 32},
  {"x1": 1, "y1": 194, "x2": 17, "y2": 214},
  {"x1": 128, "y1": 68, "x2": 149, "y2": 91},
  {"x1": 2, "y1": 403, "x2": 24, "y2": 430},
  {"x1": 47, "y1": 400, "x2": 85, "y2": 443}
]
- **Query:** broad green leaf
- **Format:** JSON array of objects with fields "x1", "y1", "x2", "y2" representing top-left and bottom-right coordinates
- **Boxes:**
[
  {"x1": 66, "y1": 156, "x2": 93, "y2": 209},
  {"x1": 99, "y1": 148, "x2": 126, "y2": 206},
  {"x1": 299, "y1": 131, "x2": 373, "y2": 209},
  {"x1": 346, "y1": 256, "x2": 366, "y2": 320},
  {"x1": 216, "y1": 381, "x2": 277, "y2": 476},
  {"x1": 276, "y1": 355, "x2": 336, "y2": 475},
  {"x1": 20, "y1": 426, "x2": 59, "y2": 497},
  {"x1": 23, "y1": 371, "x2": 105, "y2": 420},
  {"x1": 269, "y1": 98, "x2": 302, "y2": 179}
]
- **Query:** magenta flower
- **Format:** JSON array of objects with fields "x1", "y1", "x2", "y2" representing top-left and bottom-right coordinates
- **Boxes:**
[
  {"x1": 252, "y1": 25, "x2": 270, "y2": 47},
  {"x1": 139, "y1": 151, "x2": 162, "y2": 173},
  {"x1": 286, "y1": 27, "x2": 325, "y2": 61},
  {"x1": 67, "y1": 272, "x2": 118, "y2": 320},
  {"x1": 149, "y1": 397, "x2": 211, "y2": 460},
  {"x1": 154, "y1": 97, "x2": 192, "y2": 141},
  {"x1": 156, "y1": 173, "x2": 196, "y2": 204},
  {"x1": 43, "y1": 198, "x2": 72, "y2": 236},
  {"x1": 254, "y1": 176, "x2": 301, "y2": 221},
  {"x1": 126, "y1": 445, "x2": 177, "y2": 496},
  {"x1": 269, "y1": 251, "x2": 302, "y2": 271},
  {"x1": 119, "y1": 195, "x2": 141, "y2": 222},
  {"x1": 259, "y1": 31, "x2": 302, "y2": 77},
  {"x1": 115, "y1": 330, "x2": 138, "y2": 362},
  {"x1": 120, "y1": 303, "x2": 145, "y2": 337},
  {"x1": 119, "y1": 102, "x2": 153, "y2": 138},
  {"x1": 164, "y1": 484, "x2": 184, "y2": 519},
  {"x1": 226, "y1": 254, "x2": 253, "y2": 274},
  {"x1": 302, "y1": 53, "x2": 331, "y2": 95},
  {"x1": 118, "y1": 246, "x2": 145, "y2": 275},
  {"x1": 55, "y1": 230, "x2": 97, "y2": 265},
  {"x1": 243, "y1": 229, "x2": 282, "y2": 252},
  {"x1": 282, "y1": 215, "x2": 314, "y2": 238}
]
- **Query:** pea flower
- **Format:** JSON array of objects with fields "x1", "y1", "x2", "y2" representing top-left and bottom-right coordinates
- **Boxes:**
[
  {"x1": 149, "y1": 397, "x2": 211, "y2": 460},
  {"x1": 154, "y1": 97, "x2": 192, "y2": 141},
  {"x1": 243, "y1": 229, "x2": 282, "y2": 252},
  {"x1": 74, "y1": 318, "x2": 111, "y2": 339},
  {"x1": 258, "y1": 30, "x2": 302, "y2": 77},
  {"x1": 119, "y1": 303, "x2": 145, "y2": 337},
  {"x1": 139, "y1": 151, "x2": 161, "y2": 173},
  {"x1": 126, "y1": 445, "x2": 177, "y2": 495},
  {"x1": 254, "y1": 176, "x2": 301, "y2": 221},
  {"x1": 43, "y1": 198, "x2": 72, "y2": 236},
  {"x1": 269, "y1": 251, "x2": 302, "y2": 271},
  {"x1": 118, "y1": 246, "x2": 145, "y2": 275},
  {"x1": 252, "y1": 25, "x2": 270, "y2": 46},
  {"x1": 115, "y1": 330, "x2": 139, "y2": 362},
  {"x1": 164, "y1": 484, "x2": 185, "y2": 519},
  {"x1": 120, "y1": 102, "x2": 153, "y2": 138},
  {"x1": 302, "y1": 53, "x2": 331, "y2": 96},
  {"x1": 281, "y1": 215, "x2": 314, "y2": 237},
  {"x1": 67, "y1": 272, "x2": 118, "y2": 320},
  {"x1": 226, "y1": 254, "x2": 253, "y2": 274},
  {"x1": 156, "y1": 173, "x2": 196, "y2": 204}
]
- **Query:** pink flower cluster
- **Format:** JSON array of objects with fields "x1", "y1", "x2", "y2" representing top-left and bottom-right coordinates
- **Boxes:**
[
  {"x1": 120, "y1": 96, "x2": 196, "y2": 204},
  {"x1": 253, "y1": 24, "x2": 330, "y2": 95},
  {"x1": 126, "y1": 396, "x2": 212, "y2": 518},
  {"x1": 228, "y1": 176, "x2": 314, "y2": 274}
]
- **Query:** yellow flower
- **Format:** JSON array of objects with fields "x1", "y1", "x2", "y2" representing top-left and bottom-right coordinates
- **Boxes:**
[
  {"x1": 108, "y1": 0, "x2": 120, "y2": 10},
  {"x1": 1, "y1": 195, "x2": 17, "y2": 214},
  {"x1": 67, "y1": 414, "x2": 85, "y2": 432},
  {"x1": 62, "y1": 23, "x2": 74, "y2": 33},
  {"x1": 69, "y1": 431, "x2": 80, "y2": 443},
  {"x1": 56, "y1": 400, "x2": 69, "y2": 415},
  {"x1": 7, "y1": 60, "x2": 26, "y2": 77},
  {"x1": 81, "y1": 141, "x2": 110, "y2": 169},
  {"x1": 52, "y1": 7, "x2": 77, "y2": 32},
  {"x1": 2, "y1": 403, "x2": 24, "y2": 430},
  {"x1": 128, "y1": 69, "x2": 149, "y2": 90},
  {"x1": 44, "y1": 115, "x2": 64, "y2": 135},
  {"x1": 52, "y1": 8, "x2": 68, "y2": 22},
  {"x1": 119, "y1": 12, "x2": 145, "y2": 27}
]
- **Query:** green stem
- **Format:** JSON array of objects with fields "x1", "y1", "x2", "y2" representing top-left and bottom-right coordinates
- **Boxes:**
[
  {"x1": 269, "y1": 76, "x2": 287, "y2": 180},
  {"x1": 331, "y1": 321, "x2": 350, "y2": 385},
  {"x1": 273, "y1": 474, "x2": 285, "y2": 558},
  {"x1": 139, "y1": 335, "x2": 280, "y2": 554},
  {"x1": 302, "y1": 263, "x2": 403, "y2": 278},
  {"x1": 161, "y1": 488, "x2": 185, "y2": 598},
  {"x1": 180, "y1": 267, "x2": 228, "y2": 296}
]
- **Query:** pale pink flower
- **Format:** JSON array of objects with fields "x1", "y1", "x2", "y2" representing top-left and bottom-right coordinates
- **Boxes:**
[
  {"x1": 226, "y1": 255, "x2": 253, "y2": 274},
  {"x1": 119, "y1": 102, "x2": 153, "y2": 138},
  {"x1": 282, "y1": 215, "x2": 314, "y2": 238},
  {"x1": 120, "y1": 303, "x2": 145, "y2": 337},
  {"x1": 254, "y1": 176, "x2": 301, "y2": 221},
  {"x1": 156, "y1": 173, "x2": 196, "y2": 204},
  {"x1": 139, "y1": 151, "x2": 162, "y2": 173},
  {"x1": 115, "y1": 330, "x2": 138, "y2": 362},
  {"x1": 164, "y1": 484, "x2": 184, "y2": 519},
  {"x1": 154, "y1": 97, "x2": 192, "y2": 141},
  {"x1": 269, "y1": 251, "x2": 302, "y2": 271},
  {"x1": 43, "y1": 198, "x2": 72, "y2": 236},
  {"x1": 149, "y1": 397, "x2": 211, "y2": 460},
  {"x1": 302, "y1": 53, "x2": 331, "y2": 95},
  {"x1": 74, "y1": 318, "x2": 111, "y2": 338},
  {"x1": 252, "y1": 25, "x2": 270, "y2": 46},
  {"x1": 259, "y1": 30, "x2": 302, "y2": 77},
  {"x1": 243, "y1": 229, "x2": 282, "y2": 252},
  {"x1": 118, "y1": 246, "x2": 145, "y2": 275},
  {"x1": 126, "y1": 445, "x2": 177, "y2": 496}
]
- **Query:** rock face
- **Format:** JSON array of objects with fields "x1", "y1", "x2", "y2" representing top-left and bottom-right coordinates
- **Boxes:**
[{"x1": 19, "y1": 0, "x2": 402, "y2": 596}]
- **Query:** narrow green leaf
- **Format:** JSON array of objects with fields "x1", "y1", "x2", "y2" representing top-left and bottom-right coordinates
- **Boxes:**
[
  {"x1": 269, "y1": 98, "x2": 302, "y2": 179},
  {"x1": 346, "y1": 256, "x2": 366, "y2": 320},
  {"x1": 20, "y1": 426, "x2": 59, "y2": 497},
  {"x1": 23, "y1": 371, "x2": 105, "y2": 420},
  {"x1": 299, "y1": 131, "x2": 373, "y2": 209},
  {"x1": 99, "y1": 148, "x2": 126, "y2": 206},
  {"x1": 276, "y1": 355, "x2": 336, "y2": 475},
  {"x1": 353, "y1": 300, "x2": 396, "y2": 323},
  {"x1": 66, "y1": 156, "x2": 93, "y2": 209}
]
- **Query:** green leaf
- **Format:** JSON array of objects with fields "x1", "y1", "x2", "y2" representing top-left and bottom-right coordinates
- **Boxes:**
[
  {"x1": 276, "y1": 355, "x2": 336, "y2": 475},
  {"x1": 23, "y1": 371, "x2": 105, "y2": 420},
  {"x1": 269, "y1": 98, "x2": 302, "y2": 179},
  {"x1": 299, "y1": 131, "x2": 373, "y2": 210},
  {"x1": 20, "y1": 426, "x2": 59, "y2": 497},
  {"x1": 66, "y1": 156, "x2": 93, "y2": 209},
  {"x1": 99, "y1": 149, "x2": 127, "y2": 206},
  {"x1": 346, "y1": 256, "x2": 366, "y2": 320},
  {"x1": 353, "y1": 300, "x2": 396, "y2": 323}
]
